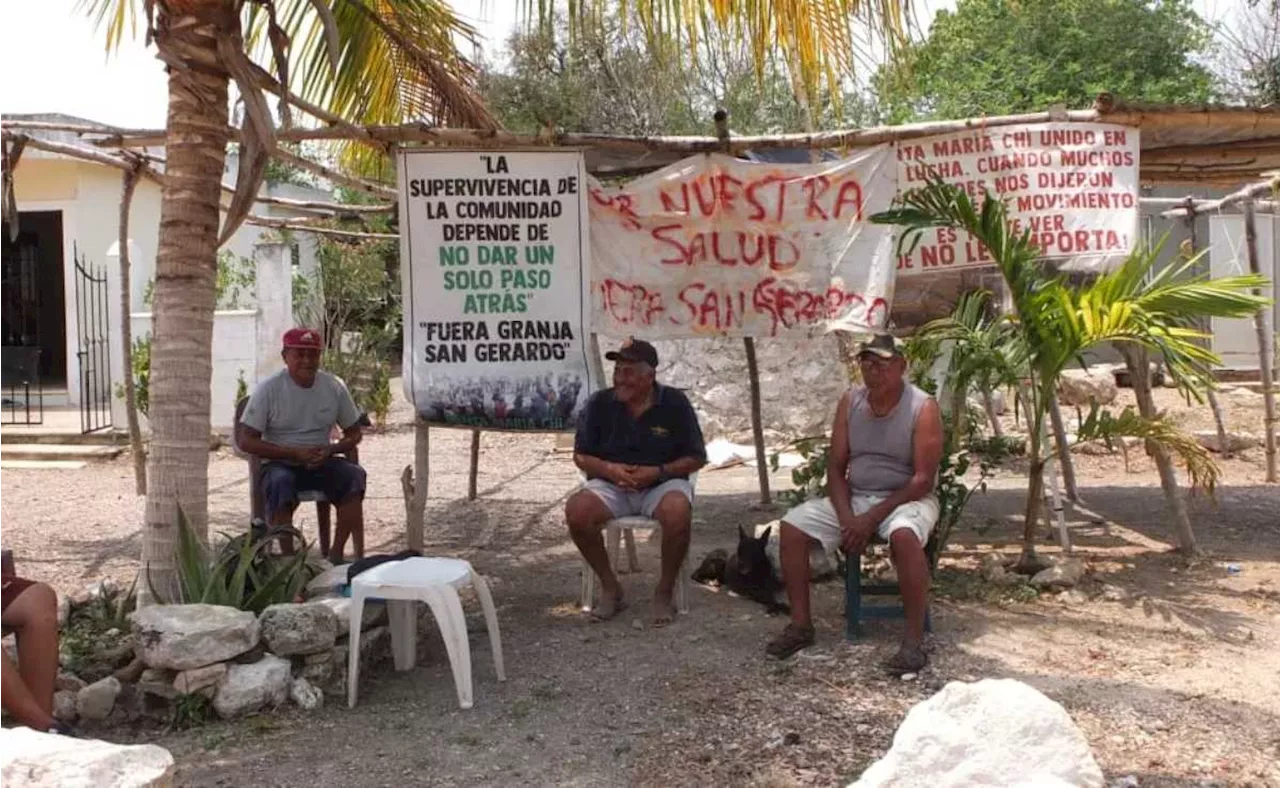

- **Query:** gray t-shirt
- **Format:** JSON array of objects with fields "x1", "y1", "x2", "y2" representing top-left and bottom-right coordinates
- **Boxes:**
[{"x1": 241, "y1": 369, "x2": 360, "y2": 449}]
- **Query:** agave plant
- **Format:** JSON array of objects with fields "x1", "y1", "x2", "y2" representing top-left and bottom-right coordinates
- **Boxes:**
[
  {"x1": 874, "y1": 180, "x2": 1270, "y2": 566},
  {"x1": 158, "y1": 509, "x2": 316, "y2": 615}
]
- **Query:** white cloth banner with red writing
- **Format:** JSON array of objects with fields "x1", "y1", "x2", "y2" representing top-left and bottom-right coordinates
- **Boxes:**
[
  {"x1": 895, "y1": 122, "x2": 1140, "y2": 277},
  {"x1": 588, "y1": 148, "x2": 898, "y2": 338}
]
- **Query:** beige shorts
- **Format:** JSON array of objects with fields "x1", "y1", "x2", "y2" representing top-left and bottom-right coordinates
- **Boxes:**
[
  {"x1": 582, "y1": 478, "x2": 694, "y2": 519},
  {"x1": 783, "y1": 493, "x2": 939, "y2": 552}
]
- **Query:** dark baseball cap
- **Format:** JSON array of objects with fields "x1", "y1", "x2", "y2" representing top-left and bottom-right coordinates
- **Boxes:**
[
  {"x1": 605, "y1": 337, "x2": 659, "y2": 367},
  {"x1": 857, "y1": 333, "x2": 903, "y2": 359}
]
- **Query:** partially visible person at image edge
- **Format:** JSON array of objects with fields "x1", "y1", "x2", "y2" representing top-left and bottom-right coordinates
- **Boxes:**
[
  {"x1": 2, "y1": 564, "x2": 72, "y2": 734},
  {"x1": 237, "y1": 328, "x2": 367, "y2": 563}
]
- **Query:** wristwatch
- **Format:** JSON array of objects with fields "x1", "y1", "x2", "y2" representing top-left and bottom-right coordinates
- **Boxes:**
[{"x1": 656, "y1": 464, "x2": 672, "y2": 484}]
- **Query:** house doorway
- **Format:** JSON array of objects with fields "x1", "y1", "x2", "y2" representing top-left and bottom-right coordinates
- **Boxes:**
[{"x1": 2, "y1": 210, "x2": 68, "y2": 388}]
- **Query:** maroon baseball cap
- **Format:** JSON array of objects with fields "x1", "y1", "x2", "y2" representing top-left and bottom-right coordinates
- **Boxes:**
[{"x1": 282, "y1": 327, "x2": 322, "y2": 350}]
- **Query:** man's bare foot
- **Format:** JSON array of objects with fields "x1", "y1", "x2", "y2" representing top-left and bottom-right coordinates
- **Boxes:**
[
  {"x1": 590, "y1": 589, "x2": 627, "y2": 621},
  {"x1": 651, "y1": 594, "x2": 677, "y2": 627}
]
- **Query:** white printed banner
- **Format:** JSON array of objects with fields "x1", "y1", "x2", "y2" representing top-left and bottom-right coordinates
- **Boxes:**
[
  {"x1": 588, "y1": 148, "x2": 898, "y2": 338},
  {"x1": 398, "y1": 149, "x2": 595, "y2": 432},
  {"x1": 895, "y1": 122, "x2": 1140, "y2": 276}
]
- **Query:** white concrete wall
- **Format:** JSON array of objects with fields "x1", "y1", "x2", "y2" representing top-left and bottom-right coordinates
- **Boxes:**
[
  {"x1": 13, "y1": 153, "x2": 326, "y2": 419},
  {"x1": 1209, "y1": 212, "x2": 1279, "y2": 370},
  {"x1": 129, "y1": 310, "x2": 257, "y2": 430}
]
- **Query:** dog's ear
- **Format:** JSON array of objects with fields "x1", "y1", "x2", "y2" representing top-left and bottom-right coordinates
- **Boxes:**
[
  {"x1": 738, "y1": 525, "x2": 749, "y2": 542},
  {"x1": 758, "y1": 525, "x2": 772, "y2": 544}
]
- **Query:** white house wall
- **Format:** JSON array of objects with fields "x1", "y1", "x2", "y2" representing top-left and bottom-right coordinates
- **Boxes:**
[
  {"x1": 13, "y1": 152, "x2": 321, "y2": 427},
  {"x1": 1209, "y1": 212, "x2": 1279, "y2": 370}
]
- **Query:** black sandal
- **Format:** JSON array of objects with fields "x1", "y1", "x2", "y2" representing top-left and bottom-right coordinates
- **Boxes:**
[{"x1": 766, "y1": 623, "x2": 815, "y2": 659}]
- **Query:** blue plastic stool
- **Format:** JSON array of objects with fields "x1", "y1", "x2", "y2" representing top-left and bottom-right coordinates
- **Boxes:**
[{"x1": 844, "y1": 534, "x2": 937, "y2": 641}]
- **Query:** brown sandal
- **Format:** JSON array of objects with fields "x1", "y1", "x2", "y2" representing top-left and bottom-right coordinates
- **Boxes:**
[
  {"x1": 882, "y1": 644, "x2": 928, "y2": 675},
  {"x1": 765, "y1": 623, "x2": 815, "y2": 659}
]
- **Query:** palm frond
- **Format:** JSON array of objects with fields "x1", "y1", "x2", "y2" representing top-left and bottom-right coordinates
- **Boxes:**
[
  {"x1": 1076, "y1": 405, "x2": 1221, "y2": 496},
  {"x1": 276, "y1": 0, "x2": 496, "y2": 130},
  {"x1": 552, "y1": 0, "x2": 909, "y2": 116}
]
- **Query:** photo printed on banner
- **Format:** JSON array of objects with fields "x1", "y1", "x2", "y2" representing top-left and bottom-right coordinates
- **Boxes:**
[{"x1": 398, "y1": 149, "x2": 595, "y2": 432}]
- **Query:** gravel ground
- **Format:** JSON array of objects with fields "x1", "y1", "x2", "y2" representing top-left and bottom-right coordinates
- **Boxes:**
[{"x1": 1, "y1": 385, "x2": 1277, "y2": 787}]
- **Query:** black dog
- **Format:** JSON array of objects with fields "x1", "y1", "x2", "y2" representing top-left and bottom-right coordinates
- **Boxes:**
[{"x1": 692, "y1": 526, "x2": 789, "y2": 615}]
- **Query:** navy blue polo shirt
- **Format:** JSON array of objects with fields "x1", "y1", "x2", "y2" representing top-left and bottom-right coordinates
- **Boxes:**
[{"x1": 574, "y1": 384, "x2": 706, "y2": 476}]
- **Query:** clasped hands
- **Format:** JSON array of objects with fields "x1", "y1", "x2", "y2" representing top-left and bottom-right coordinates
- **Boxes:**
[
  {"x1": 602, "y1": 461, "x2": 662, "y2": 490},
  {"x1": 839, "y1": 511, "x2": 879, "y2": 556},
  {"x1": 293, "y1": 445, "x2": 335, "y2": 469}
]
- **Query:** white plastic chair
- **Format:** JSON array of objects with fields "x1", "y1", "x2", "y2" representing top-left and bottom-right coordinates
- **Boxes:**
[
  {"x1": 346, "y1": 557, "x2": 505, "y2": 710},
  {"x1": 578, "y1": 472, "x2": 699, "y2": 614}
]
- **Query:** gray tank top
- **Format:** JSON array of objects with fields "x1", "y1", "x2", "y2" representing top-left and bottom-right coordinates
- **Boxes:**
[{"x1": 845, "y1": 383, "x2": 931, "y2": 495}]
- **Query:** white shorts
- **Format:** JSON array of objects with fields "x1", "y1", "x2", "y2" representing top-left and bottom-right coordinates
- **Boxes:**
[
  {"x1": 582, "y1": 478, "x2": 694, "y2": 519},
  {"x1": 782, "y1": 493, "x2": 939, "y2": 552}
]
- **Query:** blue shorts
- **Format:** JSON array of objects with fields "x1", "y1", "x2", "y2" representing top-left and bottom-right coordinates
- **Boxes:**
[{"x1": 260, "y1": 458, "x2": 367, "y2": 519}]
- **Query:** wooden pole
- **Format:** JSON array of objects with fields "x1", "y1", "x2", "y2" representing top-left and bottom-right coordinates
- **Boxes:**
[
  {"x1": 744, "y1": 337, "x2": 772, "y2": 505},
  {"x1": 402, "y1": 418, "x2": 429, "y2": 552},
  {"x1": 1047, "y1": 396, "x2": 1080, "y2": 502},
  {"x1": 1182, "y1": 197, "x2": 1233, "y2": 459},
  {"x1": 467, "y1": 430, "x2": 481, "y2": 501},
  {"x1": 1242, "y1": 200, "x2": 1278, "y2": 483},
  {"x1": 118, "y1": 164, "x2": 147, "y2": 495},
  {"x1": 713, "y1": 108, "x2": 771, "y2": 505}
]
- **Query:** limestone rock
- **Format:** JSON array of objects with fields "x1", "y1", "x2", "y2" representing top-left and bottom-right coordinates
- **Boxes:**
[
  {"x1": 131, "y1": 604, "x2": 259, "y2": 671},
  {"x1": 980, "y1": 553, "x2": 1008, "y2": 583},
  {"x1": 1193, "y1": 429, "x2": 1261, "y2": 454},
  {"x1": 212, "y1": 654, "x2": 291, "y2": 719},
  {"x1": 55, "y1": 671, "x2": 87, "y2": 693},
  {"x1": 309, "y1": 595, "x2": 387, "y2": 633},
  {"x1": 1031, "y1": 558, "x2": 1087, "y2": 591},
  {"x1": 305, "y1": 564, "x2": 350, "y2": 596},
  {"x1": 173, "y1": 663, "x2": 227, "y2": 698},
  {"x1": 1057, "y1": 369, "x2": 1118, "y2": 407},
  {"x1": 258, "y1": 603, "x2": 338, "y2": 656},
  {"x1": 138, "y1": 668, "x2": 178, "y2": 701},
  {"x1": 53, "y1": 691, "x2": 78, "y2": 723},
  {"x1": 299, "y1": 652, "x2": 334, "y2": 686},
  {"x1": 289, "y1": 677, "x2": 324, "y2": 711},
  {"x1": 75, "y1": 676, "x2": 121, "y2": 721},
  {"x1": 0, "y1": 726, "x2": 174, "y2": 787},
  {"x1": 850, "y1": 679, "x2": 1103, "y2": 788}
]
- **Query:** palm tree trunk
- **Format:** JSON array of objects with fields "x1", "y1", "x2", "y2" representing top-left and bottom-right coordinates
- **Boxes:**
[
  {"x1": 140, "y1": 4, "x2": 233, "y2": 604},
  {"x1": 1121, "y1": 345, "x2": 1199, "y2": 555}
]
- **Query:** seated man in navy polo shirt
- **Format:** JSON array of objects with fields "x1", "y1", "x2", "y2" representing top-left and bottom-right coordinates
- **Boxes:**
[{"x1": 566, "y1": 338, "x2": 707, "y2": 626}]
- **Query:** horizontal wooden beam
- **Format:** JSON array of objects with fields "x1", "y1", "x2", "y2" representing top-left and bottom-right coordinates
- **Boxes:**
[{"x1": 1160, "y1": 176, "x2": 1280, "y2": 217}]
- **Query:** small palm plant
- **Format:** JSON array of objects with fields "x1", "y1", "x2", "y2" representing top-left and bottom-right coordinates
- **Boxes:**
[{"x1": 874, "y1": 180, "x2": 1270, "y2": 568}]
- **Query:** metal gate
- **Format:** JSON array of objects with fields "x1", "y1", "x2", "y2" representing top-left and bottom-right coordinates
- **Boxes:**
[
  {"x1": 74, "y1": 245, "x2": 112, "y2": 434},
  {"x1": 2, "y1": 231, "x2": 45, "y2": 425}
]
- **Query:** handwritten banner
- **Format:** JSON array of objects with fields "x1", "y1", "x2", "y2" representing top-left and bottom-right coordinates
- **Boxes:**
[
  {"x1": 398, "y1": 150, "x2": 596, "y2": 431},
  {"x1": 588, "y1": 148, "x2": 898, "y2": 338},
  {"x1": 896, "y1": 122, "x2": 1140, "y2": 276}
]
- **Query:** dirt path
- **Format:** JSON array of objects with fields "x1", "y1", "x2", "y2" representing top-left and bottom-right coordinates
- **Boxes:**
[{"x1": 1, "y1": 387, "x2": 1277, "y2": 786}]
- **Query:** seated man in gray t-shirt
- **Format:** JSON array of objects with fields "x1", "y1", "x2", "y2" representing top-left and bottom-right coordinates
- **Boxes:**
[{"x1": 237, "y1": 328, "x2": 367, "y2": 562}]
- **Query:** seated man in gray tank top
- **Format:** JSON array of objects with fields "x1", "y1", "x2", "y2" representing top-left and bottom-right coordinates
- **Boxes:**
[{"x1": 766, "y1": 334, "x2": 943, "y2": 673}]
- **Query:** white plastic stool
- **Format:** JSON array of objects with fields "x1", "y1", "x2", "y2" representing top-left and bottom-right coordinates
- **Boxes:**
[
  {"x1": 346, "y1": 557, "x2": 505, "y2": 709},
  {"x1": 578, "y1": 472, "x2": 698, "y2": 614}
]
